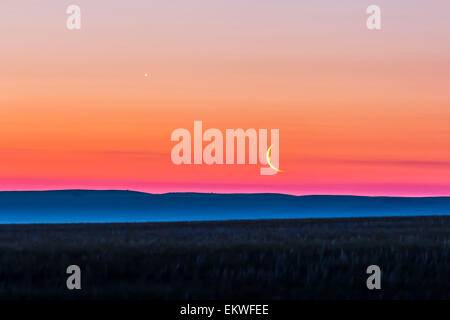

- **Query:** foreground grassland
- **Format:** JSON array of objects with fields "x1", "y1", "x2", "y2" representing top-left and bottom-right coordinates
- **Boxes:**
[{"x1": 0, "y1": 216, "x2": 449, "y2": 299}]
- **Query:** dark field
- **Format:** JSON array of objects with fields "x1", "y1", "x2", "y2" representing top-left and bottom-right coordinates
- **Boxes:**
[{"x1": 0, "y1": 216, "x2": 449, "y2": 300}]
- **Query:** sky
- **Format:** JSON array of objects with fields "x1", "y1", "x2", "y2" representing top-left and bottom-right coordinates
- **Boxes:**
[{"x1": 1, "y1": 0, "x2": 450, "y2": 196}]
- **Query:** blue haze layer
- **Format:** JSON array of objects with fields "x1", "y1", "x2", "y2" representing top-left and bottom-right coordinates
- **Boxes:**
[{"x1": 0, "y1": 190, "x2": 449, "y2": 224}]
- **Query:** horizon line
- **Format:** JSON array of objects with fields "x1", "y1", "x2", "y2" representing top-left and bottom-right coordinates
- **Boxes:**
[{"x1": 1, "y1": 188, "x2": 450, "y2": 198}]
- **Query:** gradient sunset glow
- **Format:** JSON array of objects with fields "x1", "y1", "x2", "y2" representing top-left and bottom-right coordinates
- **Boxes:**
[{"x1": 1, "y1": 0, "x2": 449, "y2": 196}]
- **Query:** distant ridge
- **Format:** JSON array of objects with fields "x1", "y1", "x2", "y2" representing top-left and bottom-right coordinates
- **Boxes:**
[{"x1": 0, "y1": 190, "x2": 449, "y2": 224}]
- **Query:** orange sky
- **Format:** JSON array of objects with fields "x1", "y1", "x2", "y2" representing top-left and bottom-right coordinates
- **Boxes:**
[{"x1": 1, "y1": 0, "x2": 449, "y2": 195}]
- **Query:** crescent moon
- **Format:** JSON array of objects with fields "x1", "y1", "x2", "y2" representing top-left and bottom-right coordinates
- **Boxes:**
[{"x1": 266, "y1": 145, "x2": 284, "y2": 173}]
